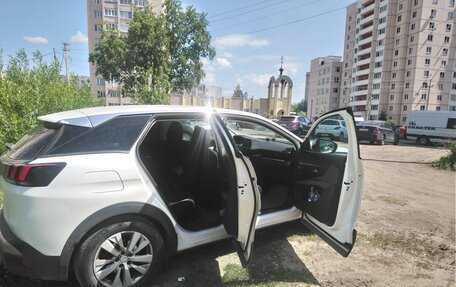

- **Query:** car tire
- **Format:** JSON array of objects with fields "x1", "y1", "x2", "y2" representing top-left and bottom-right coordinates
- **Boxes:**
[
  {"x1": 338, "y1": 132, "x2": 344, "y2": 141},
  {"x1": 418, "y1": 136, "x2": 429, "y2": 146},
  {"x1": 393, "y1": 135, "x2": 399, "y2": 145},
  {"x1": 74, "y1": 218, "x2": 165, "y2": 287},
  {"x1": 380, "y1": 134, "x2": 386, "y2": 146}
]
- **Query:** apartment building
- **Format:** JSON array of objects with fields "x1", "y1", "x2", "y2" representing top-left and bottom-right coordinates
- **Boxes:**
[
  {"x1": 87, "y1": 0, "x2": 162, "y2": 105},
  {"x1": 340, "y1": 0, "x2": 456, "y2": 124},
  {"x1": 306, "y1": 56, "x2": 343, "y2": 120}
]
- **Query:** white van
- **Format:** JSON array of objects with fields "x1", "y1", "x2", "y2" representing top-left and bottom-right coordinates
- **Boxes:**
[{"x1": 406, "y1": 111, "x2": 456, "y2": 145}]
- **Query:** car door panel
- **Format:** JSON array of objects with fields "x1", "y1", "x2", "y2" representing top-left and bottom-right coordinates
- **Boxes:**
[
  {"x1": 294, "y1": 108, "x2": 363, "y2": 257},
  {"x1": 295, "y1": 151, "x2": 346, "y2": 226}
]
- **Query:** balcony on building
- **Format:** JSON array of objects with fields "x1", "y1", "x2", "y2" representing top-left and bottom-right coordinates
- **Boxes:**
[
  {"x1": 358, "y1": 34, "x2": 373, "y2": 46},
  {"x1": 361, "y1": 0, "x2": 375, "y2": 12},
  {"x1": 355, "y1": 74, "x2": 369, "y2": 86},
  {"x1": 353, "y1": 84, "x2": 368, "y2": 96},
  {"x1": 357, "y1": 43, "x2": 372, "y2": 55},
  {"x1": 360, "y1": 9, "x2": 374, "y2": 25},
  {"x1": 357, "y1": 53, "x2": 371, "y2": 66}
]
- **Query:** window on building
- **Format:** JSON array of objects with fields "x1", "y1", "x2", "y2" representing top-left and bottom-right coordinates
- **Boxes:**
[
  {"x1": 426, "y1": 47, "x2": 432, "y2": 54},
  {"x1": 449, "y1": 0, "x2": 455, "y2": 7},
  {"x1": 396, "y1": 27, "x2": 401, "y2": 33},
  {"x1": 372, "y1": 94, "x2": 380, "y2": 99},
  {"x1": 391, "y1": 83, "x2": 395, "y2": 89},
  {"x1": 411, "y1": 23, "x2": 416, "y2": 30},
  {"x1": 371, "y1": 105, "x2": 379, "y2": 110},
  {"x1": 374, "y1": 72, "x2": 382, "y2": 79},
  {"x1": 394, "y1": 61, "x2": 398, "y2": 67},
  {"x1": 420, "y1": 105, "x2": 425, "y2": 111},
  {"x1": 390, "y1": 94, "x2": 395, "y2": 100},
  {"x1": 412, "y1": 11, "x2": 417, "y2": 18},
  {"x1": 408, "y1": 59, "x2": 412, "y2": 65},
  {"x1": 378, "y1": 39, "x2": 384, "y2": 46},
  {"x1": 94, "y1": 10, "x2": 102, "y2": 18},
  {"x1": 404, "y1": 94, "x2": 409, "y2": 100},
  {"x1": 392, "y1": 72, "x2": 396, "y2": 78},
  {"x1": 379, "y1": 28, "x2": 386, "y2": 34},
  {"x1": 397, "y1": 15, "x2": 402, "y2": 22},
  {"x1": 399, "y1": 3, "x2": 403, "y2": 10},
  {"x1": 425, "y1": 59, "x2": 431, "y2": 65},
  {"x1": 444, "y1": 36, "x2": 450, "y2": 43},
  {"x1": 423, "y1": 82, "x2": 428, "y2": 88},
  {"x1": 389, "y1": 106, "x2": 393, "y2": 111},
  {"x1": 431, "y1": 9, "x2": 437, "y2": 17},
  {"x1": 403, "y1": 105, "x2": 407, "y2": 111},
  {"x1": 427, "y1": 34, "x2": 433, "y2": 41},
  {"x1": 406, "y1": 82, "x2": 410, "y2": 88},
  {"x1": 97, "y1": 78, "x2": 105, "y2": 85},
  {"x1": 95, "y1": 24, "x2": 102, "y2": 32},
  {"x1": 94, "y1": 0, "x2": 101, "y2": 4},
  {"x1": 410, "y1": 36, "x2": 415, "y2": 42},
  {"x1": 446, "y1": 24, "x2": 452, "y2": 31},
  {"x1": 414, "y1": 0, "x2": 419, "y2": 5},
  {"x1": 120, "y1": 0, "x2": 132, "y2": 4},
  {"x1": 436, "y1": 106, "x2": 441, "y2": 111},
  {"x1": 421, "y1": 94, "x2": 427, "y2": 100},
  {"x1": 409, "y1": 47, "x2": 413, "y2": 54},
  {"x1": 437, "y1": 95, "x2": 442, "y2": 101},
  {"x1": 394, "y1": 50, "x2": 399, "y2": 56},
  {"x1": 333, "y1": 88, "x2": 339, "y2": 93},
  {"x1": 443, "y1": 48, "x2": 448, "y2": 55},
  {"x1": 120, "y1": 11, "x2": 133, "y2": 18},
  {"x1": 380, "y1": 5, "x2": 388, "y2": 12},
  {"x1": 406, "y1": 71, "x2": 411, "y2": 77},
  {"x1": 424, "y1": 70, "x2": 430, "y2": 77},
  {"x1": 104, "y1": 9, "x2": 117, "y2": 16},
  {"x1": 440, "y1": 72, "x2": 445, "y2": 79},
  {"x1": 433, "y1": 0, "x2": 438, "y2": 3},
  {"x1": 449, "y1": 12, "x2": 455, "y2": 19},
  {"x1": 442, "y1": 61, "x2": 447, "y2": 67},
  {"x1": 429, "y1": 22, "x2": 435, "y2": 29}
]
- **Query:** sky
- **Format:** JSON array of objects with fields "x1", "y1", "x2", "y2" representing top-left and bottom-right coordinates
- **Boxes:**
[{"x1": 0, "y1": 0, "x2": 355, "y2": 103}]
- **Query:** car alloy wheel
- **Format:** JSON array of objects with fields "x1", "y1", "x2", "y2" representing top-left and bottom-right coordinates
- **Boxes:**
[
  {"x1": 93, "y1": 231, "x2": 153, "y2": 287},
  {"x1": 74, "y1": 220, "x2": 164, "y2": 287}
]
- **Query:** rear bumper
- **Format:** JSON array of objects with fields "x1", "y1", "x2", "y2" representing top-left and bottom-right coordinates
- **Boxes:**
[{"x1": 0, "y1": 210, "x2": 62, "y2": 281}]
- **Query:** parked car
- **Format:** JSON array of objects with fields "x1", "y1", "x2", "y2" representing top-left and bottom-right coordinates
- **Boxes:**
[
  {"x1": 356, "y1": 120, "x2": 399, "y2": 145},
  {"x1": 314, "y1": 119, "x2": 348, "y2": 140},
  {"x1": 0, "y1": 106, "x2": 363, "y2": 287},
  {"x1": 277, "y1": 115, "x2": 312, "y2": 136}
]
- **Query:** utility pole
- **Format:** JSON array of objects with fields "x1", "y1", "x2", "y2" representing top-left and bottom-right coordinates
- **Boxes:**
[{"x1": 63, "y1": 42, "x2": 70, "y2": 80}]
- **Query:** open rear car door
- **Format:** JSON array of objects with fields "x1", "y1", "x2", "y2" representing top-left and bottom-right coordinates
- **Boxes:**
[
  {"x1": 211, "y1": 113, "x2": 261, "y2": 266},
  {"x1": 295, "y1": 108, "x2": 363, "y2": 256}
]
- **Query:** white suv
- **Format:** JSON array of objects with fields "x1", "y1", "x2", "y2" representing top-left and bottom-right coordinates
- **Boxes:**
[{"x1": 0, "y1": 106, "x2": 363, "y2": 287}]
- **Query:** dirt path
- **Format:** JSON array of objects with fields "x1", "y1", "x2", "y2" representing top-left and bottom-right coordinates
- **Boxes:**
[{"x1": 1, "y1": 143, "x2": 454, "y2": 286}]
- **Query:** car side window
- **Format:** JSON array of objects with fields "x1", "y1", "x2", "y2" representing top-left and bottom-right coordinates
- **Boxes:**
[
  {"x1": 224, "y1": 118, "x2": 294, "y2": 153},
  {"x1": 309, "y1": 115, "x2": 348, "y2": 154}
]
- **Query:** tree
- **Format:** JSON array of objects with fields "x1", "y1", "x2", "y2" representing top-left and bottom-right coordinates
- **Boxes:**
[
  {"x1": 0, "y1": 49, "x2": 99, "y2": 154},
  {"x1": 233, "y1": 84, "x2": 247, "y2": 98},
  {"x1": 379, "y1": 111, "x2": 387, "y2": 121},
  {"x1": 291, "y1": 99, "x2": 307, "y2": 115},
  {"x1": 89, "y1": 0, "x2": 215, "y2": 104}
]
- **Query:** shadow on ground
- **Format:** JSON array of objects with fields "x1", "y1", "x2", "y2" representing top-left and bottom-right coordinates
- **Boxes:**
[{"x1": 0, "y1": 222, "x2": 319, "y2": 287}]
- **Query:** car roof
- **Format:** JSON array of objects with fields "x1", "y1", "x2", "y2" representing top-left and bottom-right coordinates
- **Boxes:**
[{"x1": 38, "y1": 105, "x2": 269, "y2": 128}]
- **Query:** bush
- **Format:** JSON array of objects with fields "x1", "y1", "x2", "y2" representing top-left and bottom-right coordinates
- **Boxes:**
[
  {"x1": 0, "y1": 49, "x2": 100, "y2": 155},
  {"x1": 432, "y1": 143, "x2": 456, "y2": 171}
]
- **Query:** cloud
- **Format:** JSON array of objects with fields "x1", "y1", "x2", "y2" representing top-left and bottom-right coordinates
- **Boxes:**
[
  {"x1": 203, "y1": 72, "x2": 215, "y2": 84},
  {"x1": 214, "y1": 34, "x2": 269, "y2": 49},
  {"x1": 70, "y1": 31, "x2": 88, "y2": 43},
  {"x1": 23, "y1": 36, "x2": 48, "y2": 44},
  {"x1": 216, "y1": 57, "x2": 232, "y2": 69},
  {"x1": 220, "y1": 52, "x2": 233, "y2": 58},
  {"x1": 275, "y1": 61, "x2": 300, "y2": 76},
  {"x1": 244, "y1": 73, "x2": 272, "y2": 87}
]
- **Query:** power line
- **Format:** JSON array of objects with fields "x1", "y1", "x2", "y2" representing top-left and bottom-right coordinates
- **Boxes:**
[
  {"x1": 216, "y1": 6, "x2": 346, "y2": 40},
  {"x1": 208, "y1": 0, "x2": 277, "y2": 19},
  {"x1": 210, "y1": 0, "x2": 295, "y2": 24},
  {"x1": 210, "y1": 0, "x2": 324, "y2": 32}
]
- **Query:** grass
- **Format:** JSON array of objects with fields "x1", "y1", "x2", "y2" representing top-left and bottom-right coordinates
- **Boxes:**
[{"x1": 432, "y1": 143, "x2": 456, "y2": 171}]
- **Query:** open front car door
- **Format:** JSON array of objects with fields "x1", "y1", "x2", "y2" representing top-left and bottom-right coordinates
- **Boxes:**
[
  {"x1": 211, "y1": 113, "x2": 261, "y2": 266},
  {"x1": 295, "y1": 108, "x2": 363, "y2": 257}
]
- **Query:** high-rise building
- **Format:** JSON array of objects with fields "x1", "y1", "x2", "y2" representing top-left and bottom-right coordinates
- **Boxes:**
[
  {"x1": 340, "y1": 0, "x2": 456, "y2": 124},
  {"x1": 307, "y1": 56, "x2": 343, "y2": 120},
  {"x1": 87, "y1": 0, "x2": 163, "y2": 106}
]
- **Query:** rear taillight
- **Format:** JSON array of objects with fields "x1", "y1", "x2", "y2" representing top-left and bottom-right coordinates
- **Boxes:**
[
  {"x1": 291, "y1": 121, "x2": 299, "y2": 126},
  {"x1": 373, "y1": 127, "x2": 381, "y2": 133},
  {"x1": 2, "y1": 163, "x2": 65, "y2": 186}
]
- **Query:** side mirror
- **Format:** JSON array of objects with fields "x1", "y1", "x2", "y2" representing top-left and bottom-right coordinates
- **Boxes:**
[{"x1": 306, "y1": 138, "x2": 337, "y2": 153}]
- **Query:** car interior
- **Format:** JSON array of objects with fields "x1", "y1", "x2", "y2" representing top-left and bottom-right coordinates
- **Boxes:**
[
  {"x1": 138, "y1": 116, "x2": 300, "y2": 232},
  {"x1": 138, "y1": 114, "x2": 348, "y2": 232}
]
